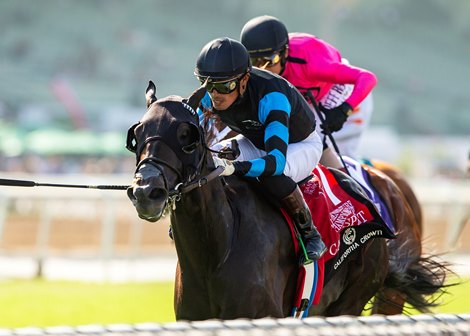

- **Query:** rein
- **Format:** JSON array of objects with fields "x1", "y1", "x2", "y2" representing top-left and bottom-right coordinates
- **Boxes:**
[
  {"x1": 167, "y1": 166, "x2": 224, "y2": 210},
  {"x1": 303, "y1": 90, "x2": 351, "y2": 175}
]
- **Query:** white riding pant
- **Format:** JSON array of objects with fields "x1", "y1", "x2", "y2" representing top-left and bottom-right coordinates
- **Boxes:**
[{"x1": 212, "y1": 130, "x2": 323, "y2": 183}]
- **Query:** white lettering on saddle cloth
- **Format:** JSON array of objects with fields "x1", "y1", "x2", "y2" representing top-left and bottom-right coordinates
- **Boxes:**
[
  {"x1": 334, "y1": 241, "x2": 360, "y2": 270},
  {"x1": 360, "y1": 229, "x2": 383, "y2": 243},
  {"x1": 302, "y1": 179, "x2": 319, "y2": 195},
  {"x1": 330, "y1": 200, "x2": 368, "y2": 233},
  {"x1": 333, "y1": 227, "x2": 385, "y2": 270}
]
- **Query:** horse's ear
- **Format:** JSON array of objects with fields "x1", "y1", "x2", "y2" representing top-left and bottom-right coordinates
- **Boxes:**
[
  {"x1": 186, "y1": 86, "x2": 207, "y2": 111},
  {"x1": 146, "y1": 81, "x2": 157, "y2": 108}
]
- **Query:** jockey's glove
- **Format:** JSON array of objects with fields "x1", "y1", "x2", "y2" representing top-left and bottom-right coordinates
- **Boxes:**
[
  {"x1": 218, "y1": 139, "x2": 240, "y2": 160},
  {"x1": 320, "y1": 102, "x2": 353, "y2": 133},
  {"x1": 213, "y1": 156, "x2": 235, "y2": 176}
]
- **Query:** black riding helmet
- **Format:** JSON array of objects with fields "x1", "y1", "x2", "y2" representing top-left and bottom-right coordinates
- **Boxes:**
[
  {"x1": 240, "y1": 15, "x2": 289, "y2": 57},
  {"x1": 195, "y1": 37, "x2": 251, "y2": 82}
]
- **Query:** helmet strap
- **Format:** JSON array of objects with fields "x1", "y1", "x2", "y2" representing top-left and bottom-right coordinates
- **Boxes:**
[
  {"x1": 232, "y1": 75, "x2": 249, "y2": 107},
  {"x1": 278, "y1": 46, "x2": 289, "y2": 76},
  {"x1": 233, "y1": 82, "x2": 246, "y2": 105}
]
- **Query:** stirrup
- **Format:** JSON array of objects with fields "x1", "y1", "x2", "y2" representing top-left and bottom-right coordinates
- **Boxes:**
[{"x1": 298, "y1": 237, "x2": 327, "y2": 265}]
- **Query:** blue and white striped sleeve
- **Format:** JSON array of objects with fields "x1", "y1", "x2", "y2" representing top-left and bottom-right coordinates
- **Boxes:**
[{"x1": 234, "y1": 92, "x2": 291, "y2": 177}]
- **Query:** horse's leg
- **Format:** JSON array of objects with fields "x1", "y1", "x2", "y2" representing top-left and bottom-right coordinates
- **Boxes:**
[
  {"x1": 318, "y1": 239, "x2": 389, "y2": 316},
  {"x1": 371, "y1": 288, "x2": 406, "y2": 315},
  {"x1": 210, "y1": 258, "x2": 296, "y2": 319},
  {"x1": 310, "y1": 240, "x2": 388, "y2": 316},
  {"x1": 173, "y1": 261, "x2": 183, "y2": 318},
  {"x1": 213, "y1": 284, "x2": 285, "y2": 319},
  {"x1": 174, "y1": 262, "x2": 214, "y2": 321}
]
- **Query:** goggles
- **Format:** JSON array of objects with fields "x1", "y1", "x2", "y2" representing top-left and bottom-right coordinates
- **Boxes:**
[
  {"x1": 198, "y1": 76, "x2": 240, "y2": 94},
  {"x1": 250, "y1": 52, "x2": 281, "y2": 69}
]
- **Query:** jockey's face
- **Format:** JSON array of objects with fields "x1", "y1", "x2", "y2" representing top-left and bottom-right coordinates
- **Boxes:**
[
  {"x1": 251, "y1": 49, "x2": 287, "y2": 75},
  {"x1": 209, "y1": 74, "x2": 249, "y2": 111}
]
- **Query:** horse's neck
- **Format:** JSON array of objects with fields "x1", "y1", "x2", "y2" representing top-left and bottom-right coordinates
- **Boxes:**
[{"x1": 172, "y1": 173, "x2": 234, "y2": 267}]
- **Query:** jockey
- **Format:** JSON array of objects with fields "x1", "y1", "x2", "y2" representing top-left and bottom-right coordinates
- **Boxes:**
[
  {"x1": 240, "y1": 15, "x2": 378, "y2": 162},
  {"x1": 194, "y1": 37, "x2": 326, "y2": 263}
]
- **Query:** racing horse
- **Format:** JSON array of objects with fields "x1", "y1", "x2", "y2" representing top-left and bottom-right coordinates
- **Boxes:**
[
  {"x1": 203, "y1": 117, "x2": 430, "y2": 315},
  {"x1": 126, "y1": 81, "x2": 450, "y2": 320}
]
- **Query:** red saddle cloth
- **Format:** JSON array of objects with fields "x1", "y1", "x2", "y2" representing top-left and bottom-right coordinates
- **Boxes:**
[{"x1": 283, "y1": 164, "x2": 393, "y2": 306}]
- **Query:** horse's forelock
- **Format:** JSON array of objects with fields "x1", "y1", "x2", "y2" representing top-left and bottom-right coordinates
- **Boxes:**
[{"x1": 146, "y1": 96, "x2": 198, "y2": 124}]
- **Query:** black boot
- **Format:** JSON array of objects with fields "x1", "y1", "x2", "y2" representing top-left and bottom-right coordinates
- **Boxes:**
[{"x1": 281, "y1": 186, "x2": 327, "y2": 263}]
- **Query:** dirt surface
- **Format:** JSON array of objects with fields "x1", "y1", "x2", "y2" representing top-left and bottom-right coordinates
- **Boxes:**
[{"x1": 0, "y1": 195, "x2": 174, "y2": 257}]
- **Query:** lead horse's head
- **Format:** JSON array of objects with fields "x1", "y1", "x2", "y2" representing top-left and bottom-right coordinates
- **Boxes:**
[{"x1": 126, "y1": 81, "x2": 207, "y2": 221}]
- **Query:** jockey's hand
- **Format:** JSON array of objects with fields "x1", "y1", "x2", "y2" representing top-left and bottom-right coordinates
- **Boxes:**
[
  {"x1": 218, "y1": 139, "x2": 240, "y2": 160},
  {"x1": 213, "y1": 156, "x2": 235, "y2": 176},
  {"x1": 320, "y1": 102, "x2": 352, "y2": 133}
]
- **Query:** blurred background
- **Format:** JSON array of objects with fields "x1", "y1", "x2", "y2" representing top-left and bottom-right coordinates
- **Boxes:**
[
  {"x1": 0, "y1": 0, "x2": 469, "y2": 176},
  {"x1": 0, "y1": 0, "x2": 468, "y2": 280}
]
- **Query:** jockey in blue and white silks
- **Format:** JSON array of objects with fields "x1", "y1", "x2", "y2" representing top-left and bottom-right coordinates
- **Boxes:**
[
  {"x1": 199, "y1": 66, "x2": 322, "y2": 182},
  {"x1": 195, "y1": 37, "x2": 326, "y2": 263}
]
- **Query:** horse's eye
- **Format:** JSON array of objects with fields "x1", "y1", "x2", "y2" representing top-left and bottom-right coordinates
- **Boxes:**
[
  {"x1": 177, "y1": 123, "x2": 199, "y2": 147},
  {"x1": 180, "y1": 128, "x2": 192, "y2": 141}
]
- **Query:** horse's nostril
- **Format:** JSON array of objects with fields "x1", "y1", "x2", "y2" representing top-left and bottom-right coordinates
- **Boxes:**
[
  {"x1": 127, "y1": 187, "x2": 136, "y2": 201},
  {"x1": 129, "y1": 184, "x2": 166, "y2": 202},
  {"x1": 149, "y1": 188, "x2": 167, "y2": 200},
  {"x1": 133, "y1": 186, "x2": 147, "y2": 199}
]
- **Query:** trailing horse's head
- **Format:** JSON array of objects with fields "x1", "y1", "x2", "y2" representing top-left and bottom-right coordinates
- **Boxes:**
[{"x1": 126, "y1": 81, "x2": 206, "y2": 221}]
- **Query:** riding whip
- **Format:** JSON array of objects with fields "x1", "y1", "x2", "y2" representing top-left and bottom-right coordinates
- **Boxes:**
[
  {"x1": 0, "y1": 178, "x2": 129, "y2": 190},
  {"x1": 303, "y1": 90, "x2": 351, "y2": 176}
]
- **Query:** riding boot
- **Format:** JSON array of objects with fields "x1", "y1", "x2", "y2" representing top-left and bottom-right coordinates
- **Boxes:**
[{"x1": 281, "y1": 186, "x2": 327, "y2": 263}]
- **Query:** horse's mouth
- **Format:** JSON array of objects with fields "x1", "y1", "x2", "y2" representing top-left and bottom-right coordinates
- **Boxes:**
[
  {"x1": 127, "y1": 185, "x2": 168, "y2": 222},
  {"x1": 138, "y1": 211, "x2": 163, "y2": 222},
  {"x1": 133, "y1": 200, "x2": 166, "y2": 222}
]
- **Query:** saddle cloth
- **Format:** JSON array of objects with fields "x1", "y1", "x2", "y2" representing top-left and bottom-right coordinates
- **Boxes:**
[
  {"x1": 342, "y1": 156, "x2": 395, "y2": 233},
  {"x1": 283, "y1": 164, "x2": 395, "y2": 312}
]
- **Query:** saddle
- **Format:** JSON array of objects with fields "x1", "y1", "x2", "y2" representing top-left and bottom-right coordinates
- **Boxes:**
[{"x1": 283, "y1": 164, "x2": 395, "y2": 318}]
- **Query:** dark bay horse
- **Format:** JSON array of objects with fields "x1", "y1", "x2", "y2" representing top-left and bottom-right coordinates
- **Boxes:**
[{"x1": 126, "y1": 81, "x2": 450, "y2": 320}]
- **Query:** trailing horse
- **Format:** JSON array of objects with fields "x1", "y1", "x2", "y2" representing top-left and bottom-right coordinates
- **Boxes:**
[{"x1": 126, "y1": 82, "x2": 451, "y2": 320}]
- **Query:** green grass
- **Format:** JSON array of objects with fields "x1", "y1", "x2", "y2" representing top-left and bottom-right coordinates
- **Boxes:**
[
  {"x1": 0, "y1": 277, "x2": 469, "y2": 328},
  {"x1": 409, "y1": 276, "x2": 470, "y2": 314},
  {"x1": 0, "y1": 280, "x2": 175, "y2": 328},
  {"x1": 362, "y1": 276, "x2": 470, "y2": 316}
]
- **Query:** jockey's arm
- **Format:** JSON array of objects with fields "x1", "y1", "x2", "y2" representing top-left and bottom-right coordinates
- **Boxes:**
[
  {"x1": 313, "y1": 61, "x2": 377, "y2": 109},
  {"x1": 232, "y1": 93, "x2": 290, "y2": 177}
]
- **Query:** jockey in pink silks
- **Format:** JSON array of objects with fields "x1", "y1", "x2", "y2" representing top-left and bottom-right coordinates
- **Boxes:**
[{"x1": 241, "y1": 15, "x2": 377, "y2": 166}]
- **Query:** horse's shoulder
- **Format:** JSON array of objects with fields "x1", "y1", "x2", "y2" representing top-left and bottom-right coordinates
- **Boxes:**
[
  {"x1": 222, "y1": 176, "x2": 281, "y2": 212},
  {"x1": 223, "y1": 176, "x2": 261, "y2": 196}
]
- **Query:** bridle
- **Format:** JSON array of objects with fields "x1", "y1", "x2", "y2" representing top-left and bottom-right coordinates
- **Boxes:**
[
  {"x1": 126, "y1": 102, "x2": 224, "y2": 211},
  {"x1": 134, "y1": 136, "x2": 223, "y2": 210}
]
